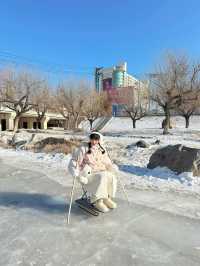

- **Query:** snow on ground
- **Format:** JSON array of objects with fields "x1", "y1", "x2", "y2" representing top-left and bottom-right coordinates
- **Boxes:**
[
  {"x1": 1, "y1": 116, "x2": 200, "y2": 197},
  {"x1": 102, "y1": 115, "x2": 200, "y2": 131}
]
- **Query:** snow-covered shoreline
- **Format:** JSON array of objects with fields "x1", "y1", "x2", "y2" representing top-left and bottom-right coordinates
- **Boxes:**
[
  {"x1": 1, "y1": 134, "x2": 200, "y2": 198},
  {"x1": 1, "y1": 115, "x2": 200, "y2": 202}
]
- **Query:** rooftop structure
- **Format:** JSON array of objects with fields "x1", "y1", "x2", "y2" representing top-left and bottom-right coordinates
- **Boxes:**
[{"x1": 95, "y1": 62, "x2": 138, "y2": 92}]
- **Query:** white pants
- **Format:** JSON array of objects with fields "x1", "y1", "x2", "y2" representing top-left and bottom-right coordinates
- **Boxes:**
[{"x1": 85, "y1": 171, "x2": 117, "y2": 203}]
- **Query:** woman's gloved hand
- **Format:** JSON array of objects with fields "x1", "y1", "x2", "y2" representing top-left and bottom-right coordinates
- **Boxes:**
[
  {"x1": 112, "y1": 164, "x2": 119, "y2": 172},
  {"x1": 106, "y1": 163, "x2": 119, "y2": 173}
]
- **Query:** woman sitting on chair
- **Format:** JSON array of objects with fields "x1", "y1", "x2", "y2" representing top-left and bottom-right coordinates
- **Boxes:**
[{"x1": 68, "y1": 132, "x2": 118, "y2": 213}]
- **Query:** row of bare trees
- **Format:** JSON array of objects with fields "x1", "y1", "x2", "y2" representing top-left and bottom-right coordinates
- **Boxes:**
[
  {"x1": 0, "y1": 69, "x2": 111, "y2": 132},
  {"x1": 55, "y1": 82, "x2": 110, "y2": 130},
  {"x1": 150, "y1": 53, "x2": 200, "y2": 134},
  {"x1": 119, "y1": 53, "x2": 200, "y2": 134},
  {"x1": 123, "y1": 54, "x2": 200, "y2": 134},
  {"x1": 0, "y1": 53, "x2": 200, "y2": 134},
  {"x1": 0, "y1": 71, "x2": 45, "y2": 132}
]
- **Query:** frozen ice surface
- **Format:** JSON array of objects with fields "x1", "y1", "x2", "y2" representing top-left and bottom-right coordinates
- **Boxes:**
[{"x1": 1, "y1": 160, "x2": 200, "y2": 266}]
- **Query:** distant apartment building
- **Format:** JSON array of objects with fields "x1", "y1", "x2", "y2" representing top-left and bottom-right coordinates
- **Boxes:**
[
  {"x1": 95, "y1": 62, "x2": 138, "y2": 92},
  {"x1": 95, "y1": 62, "x2": 149, "y2": 116}
]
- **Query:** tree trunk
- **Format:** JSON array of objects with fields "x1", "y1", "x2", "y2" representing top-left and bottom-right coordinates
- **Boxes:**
[
  {"x1": 68, "y1": 117, "x2": 73, "y2": 130},
  {"x1": 74, "y1": 115, "x2": 79, "y2": 129},
  {"x1": 89, "y1": 119, "x2": 93, "y2": 131},
  {"x1": 132, "y1": 119, "x2": 136, "y2": 129},
  {"x1": 13, "y1": 115, "x2": 20, "y2": 133},
  {"x1": 163, "y1": 108, "x2": 170, "y2": 135},
  {"x1": 184, "y1": 115, "x2": 190, "y2": 128}
]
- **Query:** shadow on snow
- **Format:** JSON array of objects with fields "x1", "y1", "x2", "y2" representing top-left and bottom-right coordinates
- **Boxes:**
[
  {"x1": 0, "y1": 192, "x2": 84, "y2": 216},
  {"x1": 119, "y1": 164, "x2": 183, "y2": 182}
]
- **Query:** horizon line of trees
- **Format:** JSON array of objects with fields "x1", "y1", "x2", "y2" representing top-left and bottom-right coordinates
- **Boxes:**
[
  {"x1": 0, "y1": 69, "x2": 111, "y2": 132},
  {"x1": 115, "y1": 53, "x2": 200, "y2": 133},
  {"x1": 0, "y1": 52, "x2": 200, "y2": 134}
]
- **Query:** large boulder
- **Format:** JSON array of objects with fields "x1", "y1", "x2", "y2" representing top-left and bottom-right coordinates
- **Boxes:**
[{"x1": 147, "y1": 144, "x2": 200, "y2": 176}]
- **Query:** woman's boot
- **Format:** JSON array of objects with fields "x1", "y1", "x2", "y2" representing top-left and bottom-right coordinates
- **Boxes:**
[
  {"x1": 103, "y1": 198, "x2": 117, "y2": 209},
  {"x1": 94, "y1": 199, "x2": 109, "y2": 213}
]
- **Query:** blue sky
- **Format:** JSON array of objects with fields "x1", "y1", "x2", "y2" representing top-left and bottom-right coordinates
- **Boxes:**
[{"x1": 0, "y1": 0, "x2": 200, "y2": 81}]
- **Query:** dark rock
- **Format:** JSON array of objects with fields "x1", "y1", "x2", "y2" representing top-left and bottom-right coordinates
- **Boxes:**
[
  {"x1": 135, "y1": 140, "x2": 150, "y2": 148},
  {"x1": 147, "y1": 144, "x2": 200, "y2": 176},
  {"x1": 154, "y1": 139, "x2": 160, "y2": 145}
]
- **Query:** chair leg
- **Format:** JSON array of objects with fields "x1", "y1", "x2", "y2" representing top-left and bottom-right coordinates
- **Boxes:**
[{"x1": 81, "y1": 184, "x2": 88, "y2": 199}]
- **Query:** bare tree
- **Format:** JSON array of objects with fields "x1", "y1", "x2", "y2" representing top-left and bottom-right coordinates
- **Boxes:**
[
  {"x1": 119, "y1": 84, "x2": 148, "y2": 129},
  {"x1": 150, "y1": 54, "x2": 189, "y2": 134},
  {"x1": 175, "y1": 65, "x2": 200, "y2": 128},
  {"x1": 54, "y1": 89, "x2": 71, "y2": 130},
  {"x1": 55, "y1": 81, "x2": 87, "y2": 130},
  {"x1": 124, "y1": 104, "x2": 147, "y2": 128},
  {"x1": 177, "y1": 94, "x2": 199, "y2": 128},
  {"x1": 83, "y1": 90, "x2": 111, "y2": 130},
  {"x1": 31, "y1": 81, "x2": 52, "y2": 129},
  {"x1": 0, "y1": 70, "x2": 41, "y2": 132}
]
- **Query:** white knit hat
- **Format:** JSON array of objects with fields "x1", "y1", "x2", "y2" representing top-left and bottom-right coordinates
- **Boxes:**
[{"x1": 89, "y1": 131, "x2": 104, "y2": 144}]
